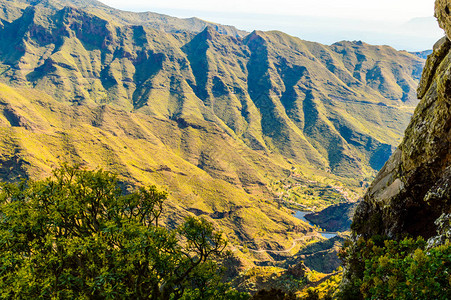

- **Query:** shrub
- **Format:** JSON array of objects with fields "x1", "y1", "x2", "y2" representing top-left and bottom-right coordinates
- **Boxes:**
[
  {"x1": 339, "y1": 235, "x2": 451, "y2": 299},
  {"x1": 0, "y1": 165, "x2": 247, "y2": 299}
]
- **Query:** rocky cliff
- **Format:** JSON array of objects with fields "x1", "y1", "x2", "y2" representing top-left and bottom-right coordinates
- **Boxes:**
[
  {"x1": 339, "y1": 2, "x2": 451, "y2": 297},
  {"x1": 351, "y1": 1, "x2": 451, "y2": 240}
]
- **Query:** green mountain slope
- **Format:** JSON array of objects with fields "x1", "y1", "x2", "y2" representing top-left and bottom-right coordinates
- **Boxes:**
[
  {"x1": 0, "y1": 83, "x2": 311, "y2": 253},
  {"x1": 0, "y1": 0, "x2": 425, "y2": 254}
]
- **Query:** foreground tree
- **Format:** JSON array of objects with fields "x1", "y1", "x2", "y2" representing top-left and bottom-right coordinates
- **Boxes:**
[{"x1": 0, "y1": 165, "x2": 246, "y2": 299}]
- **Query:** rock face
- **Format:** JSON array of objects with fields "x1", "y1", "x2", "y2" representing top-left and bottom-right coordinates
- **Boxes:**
[{"x1": 352, "y1": 0, "x2": 451, "y2": 241}]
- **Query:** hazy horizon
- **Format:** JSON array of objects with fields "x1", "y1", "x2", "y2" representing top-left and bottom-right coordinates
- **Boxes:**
[{"x1": 100, "y1": 0, "x2": 444, "y2": 51}]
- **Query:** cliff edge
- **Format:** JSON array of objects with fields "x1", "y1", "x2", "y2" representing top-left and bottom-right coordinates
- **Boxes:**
[
  {"x1": 352, "y1": 1, "x2": 451, "y2": 240},
  {"x1": 338, "y1": 2, "x2": 451, "y2": 298}
]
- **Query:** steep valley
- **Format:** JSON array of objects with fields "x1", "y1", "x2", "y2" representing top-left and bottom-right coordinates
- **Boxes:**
[{"x1": 0, "y1": 0, "x2": 428, "y2": 279}]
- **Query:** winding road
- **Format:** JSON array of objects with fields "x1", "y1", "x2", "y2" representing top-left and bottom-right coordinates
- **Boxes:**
[{"x1": 232, "y1": 232, "x2": 321, "y2": 254}]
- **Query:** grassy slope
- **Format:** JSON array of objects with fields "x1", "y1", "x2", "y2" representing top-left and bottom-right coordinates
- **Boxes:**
[
  {"x1": 0, "y1": 4, "x2": 422, "y2": 180},
  {"x1": 0, "y1": 83, "x2": 313, "y2": 253}
]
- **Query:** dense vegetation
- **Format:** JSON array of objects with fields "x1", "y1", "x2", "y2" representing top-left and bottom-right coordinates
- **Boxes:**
[
  {"x1": 339, "y1": 236, "x2": 451, "y2": 299},
  {"x1": 0, "y1": 166, "x2": 248, "y2": 299}
]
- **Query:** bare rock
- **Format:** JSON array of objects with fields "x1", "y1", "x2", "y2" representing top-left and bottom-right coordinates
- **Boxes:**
[
  {"x1": 352, "y1": 9, "x2": 451, "y2": 240},
  {"x1": 435, "y1": 0, "x2": 451, "y2": 40}
]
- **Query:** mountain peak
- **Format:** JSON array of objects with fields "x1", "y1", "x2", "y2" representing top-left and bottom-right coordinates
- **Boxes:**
[
  {"x1": 199, "y1": 25, "x2": 217, "y2": 40},
  {"x1": 243, "y1": 30, "x2": 267, "y2": 48}
]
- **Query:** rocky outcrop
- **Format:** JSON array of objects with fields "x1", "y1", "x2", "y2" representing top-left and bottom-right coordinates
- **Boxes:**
[
  {"x1": 305, "y1": 202, "x2": 358, "y2": 232},
  {"x1": 436, "y1": 0, "x2": 451, "y2": 39},
  {"x1": 339, "y1": 3, "x2": 451, "y2": 296},
  {"x1": 352, "y1": 0, "x2": 451, "y2": 242}
]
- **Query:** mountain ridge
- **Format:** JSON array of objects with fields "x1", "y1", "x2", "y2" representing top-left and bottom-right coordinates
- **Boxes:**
[{"x1": 0, "y1": 0, "x2": 247, "y2": 36}]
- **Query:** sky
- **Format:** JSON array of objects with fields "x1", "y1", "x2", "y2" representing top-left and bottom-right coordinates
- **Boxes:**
[{"x1": 101, "y1": 0, "x2": 444, "y2": 51}]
